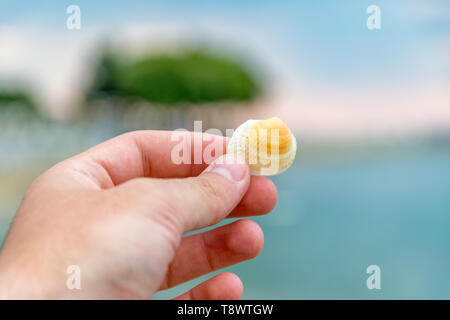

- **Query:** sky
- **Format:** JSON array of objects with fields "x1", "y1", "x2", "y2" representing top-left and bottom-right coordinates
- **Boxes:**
[{"x1": 0, "y1": 0, "x2": 449, "y2": 138}]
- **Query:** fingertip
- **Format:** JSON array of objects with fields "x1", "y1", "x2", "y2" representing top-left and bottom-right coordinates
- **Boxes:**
[
  {"x1": 219, "y1": 272, "x2": 244, "y2": 300},
  {"x1": 204, "y1": 154, "x2": 251, "y2": 186},
  {"x1": 263, "y1": 177, "x2": 278, "y2": 213},
  {"x1": 229, "y1": 176, "x2": 278, "y2": 218},
  {"x1": 179, "y1": 154, "x2": 251, "y2": 232},
  {"x1": 173, "y1": 272, "x2": 243, "y2": 300},
  {"x1": 228, "y1": 219, "x2": 264, "y2": 258}
]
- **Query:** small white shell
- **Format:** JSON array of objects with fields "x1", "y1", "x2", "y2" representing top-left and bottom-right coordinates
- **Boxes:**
[{"x1": 227, "y1": 118, "x2": 297, "y2": 176}]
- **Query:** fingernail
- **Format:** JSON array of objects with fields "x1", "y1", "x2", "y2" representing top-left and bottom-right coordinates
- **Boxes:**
[{"x1": 204, "y1": 154, "x2": 247, "y2": 182}]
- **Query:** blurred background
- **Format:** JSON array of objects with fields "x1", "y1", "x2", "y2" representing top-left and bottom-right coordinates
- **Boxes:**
[{"x1": 1, "y1": 0, "x2": 449, "y2": 299}]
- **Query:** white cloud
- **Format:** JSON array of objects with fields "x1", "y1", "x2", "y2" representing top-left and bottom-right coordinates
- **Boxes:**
[{"x1": 0, "y1": 22, "x2": 448, "y2": 140}]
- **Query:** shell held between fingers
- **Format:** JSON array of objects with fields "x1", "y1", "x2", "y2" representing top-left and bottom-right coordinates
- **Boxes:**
[{"x1": 227, "y1": 117, "x2": 297, "y2": 176}]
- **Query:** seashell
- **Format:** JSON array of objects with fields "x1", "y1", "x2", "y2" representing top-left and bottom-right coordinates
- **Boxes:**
[{"x1": 227, "y1": 117, "x2": 297, "y2": 176}]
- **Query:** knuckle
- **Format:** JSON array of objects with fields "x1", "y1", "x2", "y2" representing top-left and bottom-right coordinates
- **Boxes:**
[
  {"x1": 196, "y1": 176, "x2": 224, "y2": 202},
  {"x1": 194, "y1": 177, "x2": 227, "y2": 217}
]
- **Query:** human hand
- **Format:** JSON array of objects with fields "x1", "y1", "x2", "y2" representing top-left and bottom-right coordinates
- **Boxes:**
[{"x1": 0, "y1": 131, "x2": 277, "y2": 299}]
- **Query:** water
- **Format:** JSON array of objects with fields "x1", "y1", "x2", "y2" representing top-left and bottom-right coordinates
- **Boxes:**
[
  {"x1": 1, "y1": 148, "x2": 450, "y2": 299},
  {"x1": 255, "y1": 150, "x2": 450, "y2": 299},
  {"x1": 157, "y1": 149, "x2": 450, "y2": 299}
]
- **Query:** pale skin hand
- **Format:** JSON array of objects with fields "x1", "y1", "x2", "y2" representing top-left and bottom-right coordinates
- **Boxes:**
[{"x1": 0, "y1": 131, "x2": 277, "y2": 299}]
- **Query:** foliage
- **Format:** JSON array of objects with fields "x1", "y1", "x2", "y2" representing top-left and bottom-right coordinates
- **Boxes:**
[
  {"x1": 0, "y1": 90, "x2": 37, "y2": 113},
  {"x1": 87, "y1": 48, "x2": 262, "y2": 105}
]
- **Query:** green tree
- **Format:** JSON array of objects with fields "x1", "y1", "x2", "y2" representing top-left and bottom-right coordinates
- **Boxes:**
[
  {"x1": 87, "y1": 48, "x2": 262, "y2": 105},
  {"x1": 0, "y1": 90, "x2": 37, "y2": 114}
]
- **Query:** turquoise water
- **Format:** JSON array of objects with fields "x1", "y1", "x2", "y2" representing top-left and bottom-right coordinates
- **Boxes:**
[
  {"x1": 157, "y1": 148, "x2": 450, "y2": 299},
  {"x1": 253, "y1": 150, "x2": 450, "y2": 299},
  {"x1": 2, "y1": 148, "x2": 450, "y2": 299}
]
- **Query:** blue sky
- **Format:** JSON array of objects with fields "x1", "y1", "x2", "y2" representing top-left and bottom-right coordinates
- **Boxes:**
[
  {"x1": 0, "y1": 0, "x2": 449, "y2": 88},
  {"x1": 0, "y1": 0, "x2": 449, "y2": 136}
]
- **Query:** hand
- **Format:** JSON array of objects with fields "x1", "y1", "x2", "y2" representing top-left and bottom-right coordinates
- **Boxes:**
[{"x1": 0, "y1": 131, "x2": 277, "y2": 299}]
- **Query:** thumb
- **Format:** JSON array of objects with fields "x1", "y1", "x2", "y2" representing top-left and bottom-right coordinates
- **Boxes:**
[
  {"x1": 169, "y1": 154, "x2": 251, "y2": 232},
  {"x1": 115, "y1": 154, "x2": 251, "y2": 234}
]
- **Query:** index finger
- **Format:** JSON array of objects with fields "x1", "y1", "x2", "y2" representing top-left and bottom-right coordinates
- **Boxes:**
[
  {"x1": 74, "y1": 130, "x2": 228, "y2": 186},
  {"x1": 70, "y1": 130, "x2": 277, "y2": 217}
]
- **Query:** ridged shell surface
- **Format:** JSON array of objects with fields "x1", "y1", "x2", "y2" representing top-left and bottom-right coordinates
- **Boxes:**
[{"x1": 227, "y1": 117, "x2": 297, "y2": 176}]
